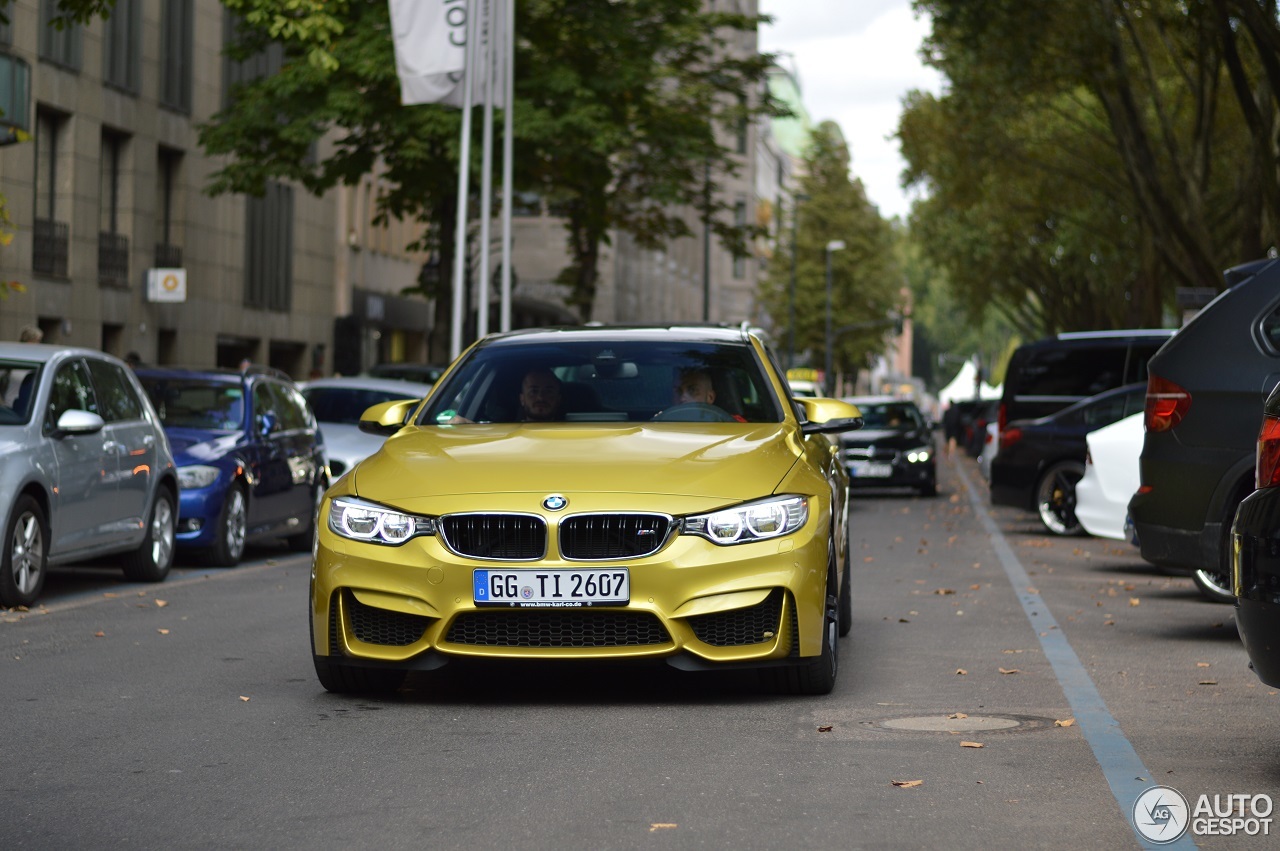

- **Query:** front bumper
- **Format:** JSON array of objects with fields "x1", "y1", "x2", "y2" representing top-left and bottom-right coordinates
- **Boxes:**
[
  {"x1": 1232, "y1": 488, "x2": 1280, "y2": 686},
  {"x1": 311, "y1": 500, "x2": 834, "y2": 670},
  {"x1": 174, "y1": 487, "x2": 223, "y2": 548}
]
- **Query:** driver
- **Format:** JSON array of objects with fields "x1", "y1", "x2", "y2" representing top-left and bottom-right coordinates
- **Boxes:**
[{"x1": 667, "y1": 368, "x2": 747, "y2": 421}]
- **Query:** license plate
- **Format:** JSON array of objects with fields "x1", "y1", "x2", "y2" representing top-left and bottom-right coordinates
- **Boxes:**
[
  {"x1": 850, "y1": 461, "x2": 893, "y2": 478},
  {"x1": 473, "y1": 568, "x2": 630, "y2": 608}
]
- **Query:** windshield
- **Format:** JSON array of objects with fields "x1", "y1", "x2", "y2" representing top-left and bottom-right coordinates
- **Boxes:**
[
  {"x1": 420, "y1": 340, "x2": 783, "y2": 424},
  {"x1": 856, "y1": 402, "x2": 925, "y2": 430},
  {"x1": 139, "y1": 378, "x2": 245, "y2": 431},
  {"x1": 304, "y1": 387, "x2": 424, "y2": 425},
  {"x1": 0, "y1": 360, "x2": 41, "y2": 425}
]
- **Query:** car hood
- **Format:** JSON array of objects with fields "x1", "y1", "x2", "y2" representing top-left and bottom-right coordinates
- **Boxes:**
[
  {"x1": 350, "y1": 423, "x2": 803, "y2": 508},
  {"x1": 840, "y1": 428, "x2": 930, "y2": 448},
  {"x1": 164, "y1": 427, "x2": 245, "y2": 465}
]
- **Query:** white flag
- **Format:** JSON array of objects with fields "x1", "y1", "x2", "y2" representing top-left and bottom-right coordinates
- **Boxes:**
[{"x1": 389, "y1": 0, "x2": 506, "y2": 108}]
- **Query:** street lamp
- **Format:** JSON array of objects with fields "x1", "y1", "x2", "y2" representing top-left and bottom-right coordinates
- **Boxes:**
[
  {"x1": 786, "y1": 193, "x2": 809, "y2": 370},
  {"x1": 824, "y1": 239, "x2": 845, "y2": 395}
]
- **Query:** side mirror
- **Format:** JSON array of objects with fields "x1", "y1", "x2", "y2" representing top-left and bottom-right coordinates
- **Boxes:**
[
  {"x1": 359, "y1": 399, "x2": 420, "y2": 436},
  {"x1": 798, "y1": 398, "x2": 864, "y2": 435},
  {"x1": 52, "y1": 409, "x2": 106, "y2": 438}
]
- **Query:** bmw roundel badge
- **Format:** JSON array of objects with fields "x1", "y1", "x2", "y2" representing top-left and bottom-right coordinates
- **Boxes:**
[{"x1": 543, "y1": 494, "x2": 568, "y2": 511}]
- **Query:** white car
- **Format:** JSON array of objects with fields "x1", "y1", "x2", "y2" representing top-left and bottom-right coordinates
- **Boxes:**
[
  {"x1": 299, "y1": 376, "x2": 435, "y2": 478},
  {"x1": 1074, "y1": 412, "x2": 1143, "y2": 542}
]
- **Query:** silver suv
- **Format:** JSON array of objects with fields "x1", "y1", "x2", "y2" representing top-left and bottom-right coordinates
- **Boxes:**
[{"x1": 0, "y1": 344, "x2": 179, "y2": 608}]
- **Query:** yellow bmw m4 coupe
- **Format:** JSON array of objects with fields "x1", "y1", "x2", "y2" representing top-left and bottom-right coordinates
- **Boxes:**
[{"x1": 310, "y1": 325, "x2": 863, "y2": 695}]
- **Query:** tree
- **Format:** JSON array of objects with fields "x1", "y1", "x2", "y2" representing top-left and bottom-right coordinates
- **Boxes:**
[
  {"x1": 757, "y1": 122, "x2": 900, "y2": 381},
  {"x1": 198, "y1": 0, "x2": 779, "y2": 352}
]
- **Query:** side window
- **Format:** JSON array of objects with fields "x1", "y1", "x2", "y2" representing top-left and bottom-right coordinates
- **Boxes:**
[
  {"x1": 252, "y1": 382, "x2": 274, "y2": 434},
  {"x1": 1261, "y1": 303, "x2": 1280, "y2": 352},
  {"x1": 85, "y1": 359, "x2": 143, "y2": 422},
  {"x1": 272, "y1": 383, "x2": 310, "y2": 432},
  {"x1": 46, "y1": 360, "x2": 98, "y2": 428},
  {"x1": 1082, "y1": 394, "x2": 1126, "y2": 428}
]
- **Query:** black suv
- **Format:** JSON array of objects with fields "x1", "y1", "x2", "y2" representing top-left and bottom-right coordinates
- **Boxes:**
[
  {"x1": 1129, "y1": 258, "x2": 1280, "y2": 602},
  {"x1": 839, "y1": 396, "x2": 937, "y2": 496},
  {"x1": 998, "y1": 329, "x2": 1175, "y2": 431}
]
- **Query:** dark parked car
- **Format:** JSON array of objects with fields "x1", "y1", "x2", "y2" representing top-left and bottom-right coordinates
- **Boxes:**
[
  {"x1": 1232, "y1": 380, "x2": 1280, "y2": 685},
  {"x1": 839, "y1": 396, "x2": 936, "y2": 496},
  {"x1": 998, "y1": 329, "x2": 1174, "y2": 431},
  {"x1": 991, "y1": 383, "x2": 1146, "y2": 535},
  {"x1": 0, "y1": 344, "x2": 180, "y2": 607},
  {"x1": 1130, "y1": 258, "x2": 1280, "y2": 602},
  {"x1": 135, "y1": 366, "x2": 328, "y2": 566}
]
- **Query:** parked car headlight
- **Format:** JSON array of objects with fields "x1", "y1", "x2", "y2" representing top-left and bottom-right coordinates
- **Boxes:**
[
  {"x1": 906, "y1": 447, "x2": 932, "y2": 464},
  {"x1": 178, "y1": 465, "x2": 221, "y2": 490},
  {"x1": 682, "y1": 495, "x2": 808, "y2": 545},
  {"x1": 328, "y1": 497, "x2": 435, "y2": 545}
]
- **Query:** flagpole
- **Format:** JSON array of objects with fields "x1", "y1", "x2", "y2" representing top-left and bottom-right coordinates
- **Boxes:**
[
  {"x1": 500, "y1": 0, "x2": 514, "y2": 332},
  {"x1": 450, "y1": 0, "x2": 477, "y2": 360},
  {"x1": 477, "y1": 0, "x2": 495, "y2": 339}
]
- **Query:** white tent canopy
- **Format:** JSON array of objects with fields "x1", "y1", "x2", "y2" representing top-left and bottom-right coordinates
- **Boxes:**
[{"x1": 938, "y1": 360, "x2": 1002, "y2": 405}]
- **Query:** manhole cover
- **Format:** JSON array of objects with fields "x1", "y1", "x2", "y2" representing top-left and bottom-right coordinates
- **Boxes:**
[{"x1": 864, "y1": 713, "x2": 1057, "y2": 734}]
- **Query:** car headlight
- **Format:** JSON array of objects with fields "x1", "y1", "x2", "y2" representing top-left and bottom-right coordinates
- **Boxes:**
[
  {"x1": 906, "y1": 446, "x2": 932, "y2": 464},
  {"x1": 327, "y1": 497, "x2": 436, "y2": 545},
  {"x1": 681, "y1": 495, "x2": 809, "y2": 545},
  {"x1": 177, "y1": 465, "x2": 221, "y2": 490}
]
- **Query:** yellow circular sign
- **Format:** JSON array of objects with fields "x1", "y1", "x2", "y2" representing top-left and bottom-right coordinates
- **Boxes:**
[{"x1": 162, "y1": 273, "x2": 179, "y2": 291}]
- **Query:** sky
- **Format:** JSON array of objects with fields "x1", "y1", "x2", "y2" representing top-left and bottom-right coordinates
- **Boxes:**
[{"x1": 757, "y1": 0, "x2": 944, "y2": 220}]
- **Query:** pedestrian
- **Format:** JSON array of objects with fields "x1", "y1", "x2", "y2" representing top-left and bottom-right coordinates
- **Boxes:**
[{"x1": 18, "y1": 325, "x2": 43, "y2": 343}]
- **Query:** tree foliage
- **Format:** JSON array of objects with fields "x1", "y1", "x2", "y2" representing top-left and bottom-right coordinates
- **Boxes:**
[
  {"x1": 757, "y1": 122, "x2": 900, "y2": 379},
  {"x1": 902, "y1": 0, "x2": 1276, "y2": 336},
  {"x1": 198, "y1": 0, "x2": 778, "y2": 344}
]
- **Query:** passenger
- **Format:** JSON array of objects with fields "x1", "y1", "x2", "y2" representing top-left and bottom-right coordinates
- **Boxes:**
[
  {"x1": 670, "y1": 367, "x2": 746, "y2": 421},
  {"x1": 517, "y1": 368, "x2": 564, "y2": 422}
]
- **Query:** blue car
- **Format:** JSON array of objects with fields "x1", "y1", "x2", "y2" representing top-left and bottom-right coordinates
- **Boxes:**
[{"x1": 135, "y1": 366, "x2": 328, "y2": 566}]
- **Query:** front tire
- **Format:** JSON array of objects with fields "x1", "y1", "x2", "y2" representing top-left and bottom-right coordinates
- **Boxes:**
[
  {"x1": 121, "y1": 490, "x2": 176, "y2": 582},
  {"x1": 1, "y1": 496, "x2": 48, "y2": 608},
  {"x1": 761, "y1": 546, "x2": 839, "y2": 695},
  {"x1": 1192, "y1": 568, "x2": 1234, "y2": 604},
  {"x1": 206, "y1": 484, "x2": 248, "y2": 567},
  {"x1": 1036, "y1": 460, "x2": 1085, "y2": 535}
]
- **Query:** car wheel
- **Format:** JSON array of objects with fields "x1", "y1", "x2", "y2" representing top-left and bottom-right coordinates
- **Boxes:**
[
  {"x1": 1, "y1": 496, "x2": 48, "y2": 608},
  {"x1": 207, "y1": 484, "x2": 248, "y2": 567},
  {"x1": 1192, "y1": 489, "x2": 1248, "y2": 604},
  {"x1": 121, "y1": 490, "x2": 176, "y2": 582},
  {"x1": 838, "y1": 542, "x2": 852, "y2": 638},
  {"x1": 761, "y1": 546, "x2": 839, "y2": 696},
  {"x1": 1036, "y1": 461, "x2": 1085, "y2": 536},
  {"x1": 313, "y1": 657, "x2": 406, "y2": 694},
  {"x1": 287, "y1": 481, "x2": 325, "y2": 552}
]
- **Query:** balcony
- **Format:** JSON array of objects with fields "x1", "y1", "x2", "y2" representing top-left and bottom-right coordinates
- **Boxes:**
[
  {"x1": 154, "y1": 242, "x2": 183, "y2": 269},
  {"x1": 99, "y1": 231, "x2": 130, "y2": 288},
  {"x1": 32, "y1": 218, "x2": 69, "y2": 278}
]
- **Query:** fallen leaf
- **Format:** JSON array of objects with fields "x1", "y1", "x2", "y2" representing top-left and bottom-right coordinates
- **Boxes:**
[
  {"x1": 970, "y1": 584, "x2": 981, "y2": 590},
  {"x1": 899, "y1": 618, "x2": 910, "y2": 623},
  {"x1": 649, "y1": 824, "x2": 677, "y2": 832},
  {"x1": 155, "y1": 599, "x2": 168, "y2": 608},
  {"x1": 863, "y1": 556, "x2": 875, "y2": 563},
  {"x1": 960, "y1": 741, "x2": 984, "y2": 749},
  {"x1": 998, "y1": 668, "x2": 1020, "y2": 675},
  {"x1": 1128, "y1": 598, "x2": 1140, "y2": 607},
  {"x1": 103, "y1": 593, "x2": 119, "y2": 598},
  {"x1": 1198, "y1": 680, "x2": 1218, "y2": 686},
  {"x1": 1055, "y1": 718, "x2": 1075, "y2": 727},
  {"x1": 1196, "y1": 662, "x2": 1210, "y2": 668},
  {"x1": 948, "y1": 712, "x2": 968, "y2": 719},
  {"x1": 239, "y1": 695, "x2": 251, "y2": 702},
  {"x1": 157, "y1": 628, "x2": 170, "y2": 635},
  {"x1": 956, "y1": 668, "x2": 968, "y2": 675},
  {"x1": 891, "y1": 780, "x2": 924, "y2": 788},
  {"x1": 94, "y1": 631, "x2": 105, "y2": 638},
  {"x1": 935, "y1": 588, "x2": 956, "y2": 595},
  {"x1": 1104, "y1": 620, "x2": 1116, "y2": 626},
  {"x1": 817, "y1": 725, "x2": 833, "y2": 733}
]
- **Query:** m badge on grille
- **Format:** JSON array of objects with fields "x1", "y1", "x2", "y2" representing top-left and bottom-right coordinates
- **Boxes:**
[{"x1": 542, "y1": 494, "x2": 568, "y2": 511}]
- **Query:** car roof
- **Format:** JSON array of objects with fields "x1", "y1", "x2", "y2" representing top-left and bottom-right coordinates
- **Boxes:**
[
  {"x1": 0, "y1": 342, "x2": 127, "y2": 366},
  {"x1": 299, "y1": 376, "x2": 434, "y2": 394},
  {"x1": 841, "y1": 395, "x2": 914, "y2": 406},
  {"x1": 473, "y1": 324, "x2": 758, "y2": 349},
  {"x1": 134, "y1": 365, "x2": 292, "y2": 384}
]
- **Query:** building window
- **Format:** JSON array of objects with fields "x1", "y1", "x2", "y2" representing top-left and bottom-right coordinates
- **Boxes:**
[
  {"x1": 732, "y1": 201, "x2": 747, "y2": 279},
  {"x1": 103, "y1": 0, "x2": 140, "y2": 93},
  {"x1": 222, "y1": 9, "x2": 284, "y2": 110},
  {"x1": 155, "y1": 146, "x2": 184, "y2": 267},
  {"x1": 39, "y1": 0, "x2": 82, "y2": 70},
  {"x1": 99, "y1": 129, "x2": 130, "y2": 287},
  {"x1": 244, "y1": 181, "x2": 294, "y2": 312},
  {"x1": 735, "y1": 96, "x2": 748, "y2": 155},
  {"x1": 33, "y1": 107, "x2": 69, "y2": 278},
  {"x1": 160, "y1": 0, "x2": 193, "y2": 112}
]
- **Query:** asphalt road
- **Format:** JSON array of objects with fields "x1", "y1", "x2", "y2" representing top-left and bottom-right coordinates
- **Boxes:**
[{"x1": 3, "y1": 449, "x2": 1275, "y2": 849}]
